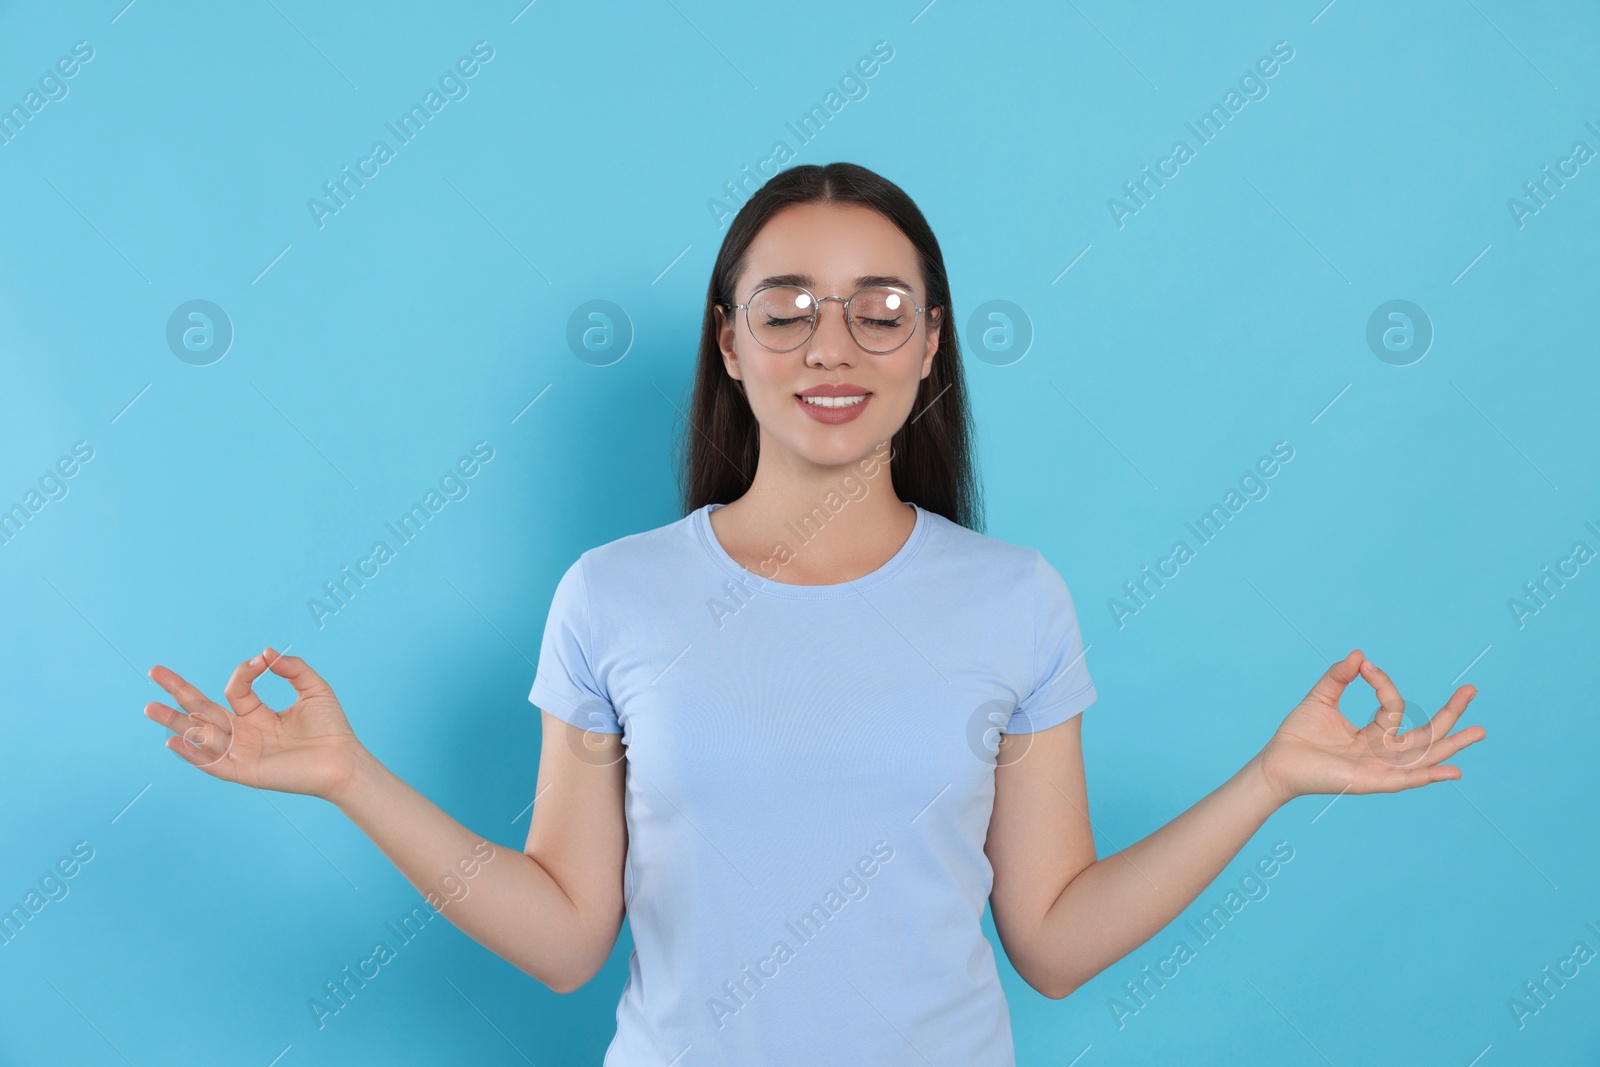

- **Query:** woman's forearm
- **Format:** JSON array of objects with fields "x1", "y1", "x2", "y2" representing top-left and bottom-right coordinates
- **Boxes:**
[
  {"x1": 328, "y1": 746, "x2": 599, "y2": 992},
  {"x1": 1034, "y1": 750, "x2": 1285, "y2": 997}
]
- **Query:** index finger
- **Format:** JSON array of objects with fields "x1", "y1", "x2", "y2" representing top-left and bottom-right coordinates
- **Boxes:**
[
  {"x1": 223, "y1": 653, "x2": 275, "y2": 717},
  {"x1": 1360, "y1": 658, "x2": 1407, "y2": 732},
  {"x1": 262, "y1": 647, "x2": 332, "y2": 698}
]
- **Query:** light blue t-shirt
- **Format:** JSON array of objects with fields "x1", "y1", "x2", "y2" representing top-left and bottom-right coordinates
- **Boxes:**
[{"x1": 528, "y1": 500, "x2": 1097, "y2": 1066}]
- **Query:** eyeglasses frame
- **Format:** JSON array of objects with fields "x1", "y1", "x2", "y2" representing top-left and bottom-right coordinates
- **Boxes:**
[{"x1": 724, "y1": 283, "x2": 937, "y2": 354}]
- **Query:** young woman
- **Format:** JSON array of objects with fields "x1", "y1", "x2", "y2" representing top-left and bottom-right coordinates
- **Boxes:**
[{"x1": 144, "y1": 162, "x2": 1487, "y2": 1066}]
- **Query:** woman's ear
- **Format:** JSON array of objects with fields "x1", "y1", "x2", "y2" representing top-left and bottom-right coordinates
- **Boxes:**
[
  {"x1": 714, "y1": 304, "x2": 743, "y2": 381},
  {"x1": 920, "y1": 306, "x2": 941, "y2": 379}
]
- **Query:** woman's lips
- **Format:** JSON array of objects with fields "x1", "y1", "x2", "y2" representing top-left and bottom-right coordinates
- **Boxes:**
[{"x1": 795, "y1": 392, "x2": 871, "y2": 424}]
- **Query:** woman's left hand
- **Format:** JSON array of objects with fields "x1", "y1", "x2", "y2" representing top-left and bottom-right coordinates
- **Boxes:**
[{"x1": 1255, "y1": 650, "x2": 1487, "y2": 805}]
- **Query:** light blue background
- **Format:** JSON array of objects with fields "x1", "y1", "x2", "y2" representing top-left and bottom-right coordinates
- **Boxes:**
[{"x1": 2, "y1": 1, "x2": 1597, "y2": 1064}]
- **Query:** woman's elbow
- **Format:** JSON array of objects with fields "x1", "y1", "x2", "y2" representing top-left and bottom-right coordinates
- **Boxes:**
[
  {"x1": 1031, "y1": 976, "x2": 1078, "y2": 1001},
  {"x1": 1014, "y1": 960, "x2": 1079, "y2": 1001},
  {"x1": 535, "y1": 933, "x2": 617, "y2": 994},
  {"x1": 528, "y1": 960, "x2": 594, "y2": 996},
  {"x1": 1042, "y1": 979, "x2": 1080, "y2": 1001}
]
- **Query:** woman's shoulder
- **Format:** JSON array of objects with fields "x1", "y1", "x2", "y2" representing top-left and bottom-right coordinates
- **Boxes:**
[
  {"x1": 565, "y1": 507, "x2": 702, "y2": 582},
  {"x1": 919, "y1": 506, "x2": 1047, "y2": 572}
]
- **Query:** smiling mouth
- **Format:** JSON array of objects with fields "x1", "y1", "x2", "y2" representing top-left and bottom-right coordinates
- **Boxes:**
[{"x1": 797, "y1": 394, "x2": 870, "y2": 408}]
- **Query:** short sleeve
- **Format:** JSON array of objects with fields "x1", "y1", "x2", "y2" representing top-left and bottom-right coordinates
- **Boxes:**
[
  {"x1": 527, "y1": 555, "x2": 622, "y2": 734},
  {"x1": 1007, "y1": 550, "x2": 1097, "y2": 734}
]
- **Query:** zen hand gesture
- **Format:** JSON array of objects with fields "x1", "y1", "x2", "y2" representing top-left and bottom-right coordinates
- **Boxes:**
[
  {"x1": 1256, "y1": 650, "x2": 1487, "y2": 805},
  {"x1": 144, "y1": 647, "x2": 363, "y2": 802}
]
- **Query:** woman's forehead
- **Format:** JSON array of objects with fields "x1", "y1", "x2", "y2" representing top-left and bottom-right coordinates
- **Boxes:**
[{"x1": 741, "y1": 203, "x2": 922, "y2": 291}]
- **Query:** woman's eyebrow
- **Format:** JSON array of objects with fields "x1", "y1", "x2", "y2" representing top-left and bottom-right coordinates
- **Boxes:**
[{"x1": 753, "y1": 272, "x2": 916, "y2": 291}]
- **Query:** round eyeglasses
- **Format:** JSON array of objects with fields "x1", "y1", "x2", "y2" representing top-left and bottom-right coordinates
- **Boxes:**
[{"x1": 726, "y1": 285, "x2": 934, "y2": 354}]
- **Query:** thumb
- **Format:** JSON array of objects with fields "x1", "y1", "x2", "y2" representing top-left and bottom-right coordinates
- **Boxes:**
[{"x1": 1304, "y1": 649, "x2": 1364, "y2": 705}]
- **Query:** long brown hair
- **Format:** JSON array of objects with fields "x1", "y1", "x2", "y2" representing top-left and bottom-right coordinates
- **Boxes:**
[{"x1": 674, "y1": 161, "x2": 984, "y2": 532}]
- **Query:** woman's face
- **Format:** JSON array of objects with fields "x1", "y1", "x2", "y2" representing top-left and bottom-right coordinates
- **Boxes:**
[{"x1": 715, "y1": 201, "x2": 942, "y2": 471}]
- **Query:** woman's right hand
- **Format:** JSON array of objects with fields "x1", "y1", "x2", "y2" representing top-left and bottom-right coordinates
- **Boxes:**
[{"x1": 144, "y1": 647, "x2": 364, "y2": 803}]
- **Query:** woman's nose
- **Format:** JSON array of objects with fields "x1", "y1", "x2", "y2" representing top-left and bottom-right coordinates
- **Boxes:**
[{"x1": 805, "y1": 298, "x2": 859, "y2": 367}]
